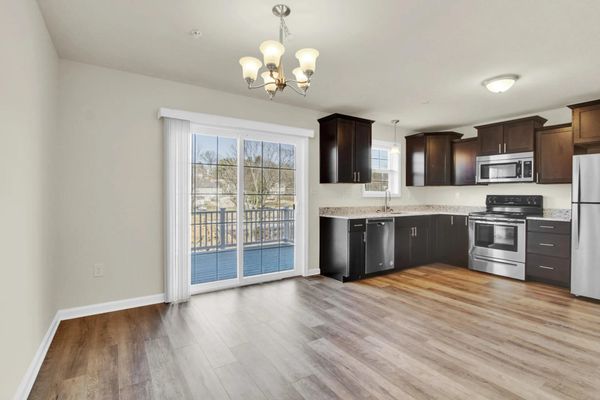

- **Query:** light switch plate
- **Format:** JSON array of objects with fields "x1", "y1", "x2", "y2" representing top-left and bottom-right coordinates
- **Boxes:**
[{"x1": 93, "y1": 263, "x2": 105, "y2": 278}]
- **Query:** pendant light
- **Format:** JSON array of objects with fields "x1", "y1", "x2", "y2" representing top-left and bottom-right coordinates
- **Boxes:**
[{"x1": 390, "y1": 119, "x2": 400, "y2": 155}]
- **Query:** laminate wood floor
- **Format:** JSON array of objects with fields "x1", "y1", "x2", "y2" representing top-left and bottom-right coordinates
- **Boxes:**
[{"x1": 30, "y1": 264, "x2": 600, "y2": 400}]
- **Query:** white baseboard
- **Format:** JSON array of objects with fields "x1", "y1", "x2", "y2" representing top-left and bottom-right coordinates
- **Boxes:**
[
  {"x1": 13, "y1": 311, "x2": 60, "y2": 400},
  {"x1": 14, "y1": 293, "x2": 164, "y2": 400},
  {"x1": 305, "y1": 268, "x2": 321, "y2": 276},
  {"x1": 58, "y1": 293, "x2": 165, "y2": 321}
]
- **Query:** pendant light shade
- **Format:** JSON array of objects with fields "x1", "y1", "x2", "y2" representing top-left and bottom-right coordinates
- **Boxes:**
[
  {"x1": 259, "y1": 40, "x2": 285, "y2": 71},
  {"x1": 239, "y1": 57, "x2": 262, "y2": 83},
  {"x1": 295, "y1": 48, "x2": 319, "y2": 76}
]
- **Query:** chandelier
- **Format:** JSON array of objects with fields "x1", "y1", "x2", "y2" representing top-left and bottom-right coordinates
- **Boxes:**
[{"x1": 238, "y1": 4, "x2": 319, "y2": 99}]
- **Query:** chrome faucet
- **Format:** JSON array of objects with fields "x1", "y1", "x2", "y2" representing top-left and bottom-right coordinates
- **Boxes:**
[{"x1": 382, "y1": 190, "x2": 393, "y2": 213}]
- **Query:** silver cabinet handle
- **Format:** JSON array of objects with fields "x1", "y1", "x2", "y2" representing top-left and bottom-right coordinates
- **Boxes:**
[
  {"x1": 539, "y1": 243, "x2": 555, "y2": 247},
  {"x1": 465, "y1": 217, "x2": 468, "y2": 226},
  {"x1": 537, "y1": 265, "x2": 555, "y2": 270},
  {"x1": 539, "y1": 225, "x2": 554, "y2": 229},
  {"x1": 358, "y1": 171, "x2": 360, "y2": 182},
  {"x1": 451, "y1": 215, "x2": 454, "y2": 225},
  {"x1": 498, "y1": 143, "x2": 501, "y2": 154},
  {"x1": 504, "y1": 143, "x2": 507, "y2": 153},
  {"x1": 415, "y1": 226, "x2": 418, "y2": 236},
  {"x1": 536, "y1": 172, "x2": 539, "y2": 183}
]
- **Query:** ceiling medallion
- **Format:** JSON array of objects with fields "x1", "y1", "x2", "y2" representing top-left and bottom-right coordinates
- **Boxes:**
[{"x1": 238, "y1": 4, "x2": 319, "y2": 99}]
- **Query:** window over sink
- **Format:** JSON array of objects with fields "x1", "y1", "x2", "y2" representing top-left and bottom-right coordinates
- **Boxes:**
[{"x1": 363, "y1": 141, "x2": 400, "y2": 197}]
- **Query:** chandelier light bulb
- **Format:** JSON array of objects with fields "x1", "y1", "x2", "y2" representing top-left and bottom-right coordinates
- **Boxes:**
[
  {"x1": 292, "y1": 67, "x2": 309, "y2": 90},
  {"x1": 482, "y1": 74, "x2": 519, "y2": 93},
  {"x1": 295, "y1": 48, "x2": 319, "y2": 77},
  {"x1": 239, "y1": 57, "x2": 262, "y2": 83},
  {"x1": 259, "y1": 40, "x2": 285, "y2": 71},
  {"x1": 261, "y1": 71, "x2": 279, "y2": 94}
]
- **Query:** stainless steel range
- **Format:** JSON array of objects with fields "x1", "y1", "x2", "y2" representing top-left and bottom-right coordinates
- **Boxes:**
[{"x1": 469, "y1": 195, "x2": 543, "y2": 280}]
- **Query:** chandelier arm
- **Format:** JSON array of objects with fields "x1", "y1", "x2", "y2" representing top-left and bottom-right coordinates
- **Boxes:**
[
  {"x1": 286, "y1": 79, "x2": 310, "y2": 85},
  {"x1": 286, "y1": 83, "x2": 307, "y2": 97},
  {"x1": 247, "y1": 82, "x2": 269, "y2": 90}
]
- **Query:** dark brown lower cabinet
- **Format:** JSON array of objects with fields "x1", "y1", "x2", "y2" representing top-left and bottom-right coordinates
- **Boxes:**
[
  {"x1": 395, "y1": 216, "x2": 433, "y2": 269},
  {"x1": 319, "y1": 217, "x2": 366, "y2": 282},
  {"x1": 526, "y1": 220, "x2": 571, "y2": 287},
  {"x1": 435, "y1": 214, "x2": 469, "y2": 267}
]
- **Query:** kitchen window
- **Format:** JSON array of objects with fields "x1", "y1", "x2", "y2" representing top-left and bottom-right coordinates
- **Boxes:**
[{"x1": 363, "y1": 141, "x2": 400, "y2": 197}]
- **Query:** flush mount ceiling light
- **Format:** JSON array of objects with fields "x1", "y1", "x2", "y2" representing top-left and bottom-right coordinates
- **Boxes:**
[
  {"x1": 390, "y1": 120, "x2": 401, "y2": 155},
  {"x1": 238, "y1": 4, "x2": 319, "y2": 99},
  {"x1": 482, "y1": 74, "x2": 519, "y2": 93}
]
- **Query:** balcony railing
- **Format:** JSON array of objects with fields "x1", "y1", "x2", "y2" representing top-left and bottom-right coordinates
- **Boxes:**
[{"x1": 191, "y1": 207, "x2": 294, "y2": 251}]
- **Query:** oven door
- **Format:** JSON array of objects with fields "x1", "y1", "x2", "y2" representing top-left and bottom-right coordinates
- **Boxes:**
[
  {"x1": 477, "y1": 160, "x2": 522, "y2": 183},
  {"x1": 468, "y1": 218, "x2": 525, "y2": 263}
]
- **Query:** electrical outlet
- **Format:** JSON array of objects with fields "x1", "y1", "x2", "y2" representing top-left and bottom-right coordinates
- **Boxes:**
[{"x1": 93, "y1": 263, "x2": 105, "y2": 278}]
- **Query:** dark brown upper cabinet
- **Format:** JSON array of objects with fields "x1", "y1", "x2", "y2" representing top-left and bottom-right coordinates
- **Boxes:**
[
  {"x1": 535, "y1": 123, "x2": 573, "y2": 184},
  {"x1": 475, "y1": 116, "x2": 547, "y2": 156},
  {"x1": 319, "y1": 114, "x2": 374, "y2": 183},
  {"x1": 569, "y1": 99, "x2": 600, "y2": 148},
  {"x1": 406, "y1": 132, "x2": 463, "y2": 186},
  {"x1": 452, "y1": 137, "x2": 478, "y2": 186}
]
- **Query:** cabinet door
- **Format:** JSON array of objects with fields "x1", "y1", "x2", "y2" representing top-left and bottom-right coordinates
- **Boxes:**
[
  {"x1": 504, "y1": 120, "x2": 535, "y2": 153},
  {"x1": 348, "y1": 230, "x2": 365, "y2": 279},
  {"x1": 450, "y1": 215, "x2": 469, "y2": 267},
  {"x1": 572, "y1": 102, "x2": 600, "y2": 144},
  {"x1": 394, "y1": 225, "x2": 412, "y2": 270},
  {"x1": 425, "y1": 135, "x2": 452, "y2": 185},
  {"x1": 536, "y1": 125, "x2": 573, "y2": 184},
  {"x1": 477, "y1": 125, "x2": 504, "y2": 155},
  {"x1": 434, "y1": 215, "x2": 452, "y2": 261},
  {"x1": 337, "y1": 119, "x2": 355, "y2": 183},
  {"x1": 411, "y1": 223, "x2": 431, "y2": 267},
  {"x1": 354, "y1": 121, "x2": 372, "y2": 183},
  {"x1": 452, "y1": 139, "x2": 478, "y2": 185},
  {"x1": 405, "y1": 136, "x2": 425, "y2": 186}
]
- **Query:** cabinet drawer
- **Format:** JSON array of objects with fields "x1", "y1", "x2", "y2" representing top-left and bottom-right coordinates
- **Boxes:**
[
  {"x1": 527, "y1": 232, "x2": 570, "y2": 258},
  {"x1": 395, "y1": 215, "x2": 431, "y2": 227},
  {"x1": 526, "y1": 253, "x2": 570, "y2": 287},
  {"x1": 528, "y1": 219, "x2": 571, "y2": 234},
  {"x1": 348, "y1": 219, "x2": 366, "y2": 232}
]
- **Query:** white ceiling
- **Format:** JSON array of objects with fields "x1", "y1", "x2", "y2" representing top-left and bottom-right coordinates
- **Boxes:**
[{"x1": 38, "y1": 0, "x2": 600, "y2": 130}]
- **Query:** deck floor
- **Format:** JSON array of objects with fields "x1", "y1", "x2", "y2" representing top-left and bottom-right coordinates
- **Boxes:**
[{"x1": 29, "y1": 264, "x2": 600, "y2": 400}]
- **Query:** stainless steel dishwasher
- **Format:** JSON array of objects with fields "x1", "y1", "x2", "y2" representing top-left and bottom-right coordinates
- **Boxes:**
[{"x1": 365, "y1": 218, "x2": 395, "y2": 274}]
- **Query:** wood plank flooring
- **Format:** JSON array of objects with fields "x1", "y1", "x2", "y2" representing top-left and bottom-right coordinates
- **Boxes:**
[{"x1": 29, "y1": 264, "x2": 600, "y2": 399}]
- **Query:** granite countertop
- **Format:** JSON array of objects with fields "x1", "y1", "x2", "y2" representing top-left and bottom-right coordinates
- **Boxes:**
[
  {"x1": 320, "y1": 205, "x2": 572, "y2": 221},
  {"x1": 319, "y1": 205, "x2": 480, "y2": 220},
  {"x1": 320, "y1": 210, "x2": 470, "y2": 219}
]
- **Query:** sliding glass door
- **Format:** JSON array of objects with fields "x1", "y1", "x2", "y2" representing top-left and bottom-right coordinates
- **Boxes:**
[
  {"x1": 190, "y1": 131, "x2": 299, "y2": 291},
  {"x1": 243, "y1": 140, "x2": 295, "y2": 276}
]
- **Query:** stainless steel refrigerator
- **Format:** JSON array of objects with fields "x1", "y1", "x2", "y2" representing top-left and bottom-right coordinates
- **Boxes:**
[{"x1": 571, "y1": 154, "x2": 600, "y2": 299}]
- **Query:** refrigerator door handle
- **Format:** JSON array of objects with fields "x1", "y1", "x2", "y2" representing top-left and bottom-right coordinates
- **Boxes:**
[
  {"x1": 573, "y1": 157, "x2": 580, "y2": 203},
  {"x1": 573, "y1": 203, "x2": 580, "y2": 249}
]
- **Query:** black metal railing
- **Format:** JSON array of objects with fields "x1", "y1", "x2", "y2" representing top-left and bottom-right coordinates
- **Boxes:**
[{"x1": 191, "y1": 207, "x2": 294, "y2": 251}]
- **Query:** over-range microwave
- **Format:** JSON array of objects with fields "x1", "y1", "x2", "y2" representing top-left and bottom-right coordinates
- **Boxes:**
[{"x1": 476, "y1": 152, "x2": 534, "y2": 184}]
